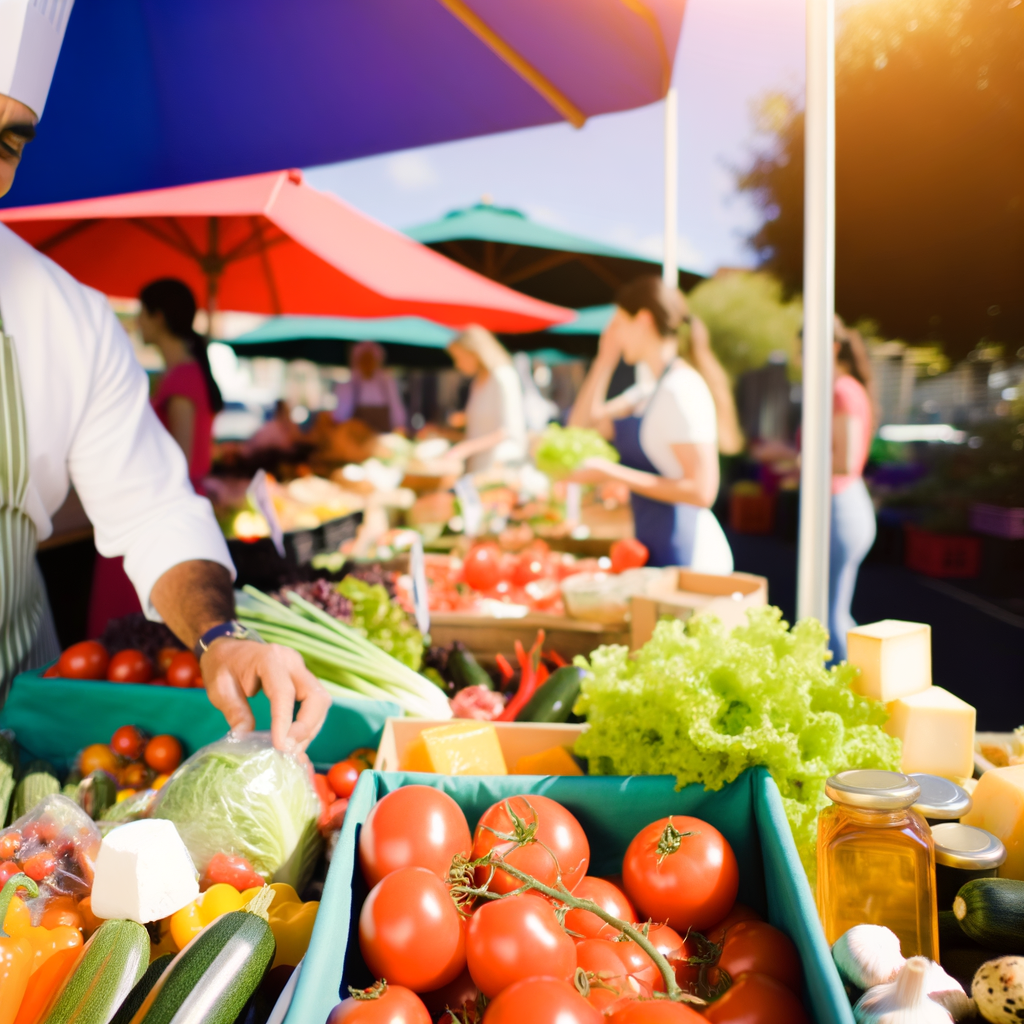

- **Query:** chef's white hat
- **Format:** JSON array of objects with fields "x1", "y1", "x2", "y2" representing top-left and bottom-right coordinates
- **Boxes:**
[{"x1": 0, "y1": 0, "x2": 76, "y2": 118}]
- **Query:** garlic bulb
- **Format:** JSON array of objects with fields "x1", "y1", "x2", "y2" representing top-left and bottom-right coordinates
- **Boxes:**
[
  {"x1": 924, "y1": 960, "x2": 974, "y2": 1021},
  {"x1": 854, "y1": 957, "x2": 955, "y2": 1024},
  {"x1": 833, "y1": 925, "x2": 906, "y2": 990}
]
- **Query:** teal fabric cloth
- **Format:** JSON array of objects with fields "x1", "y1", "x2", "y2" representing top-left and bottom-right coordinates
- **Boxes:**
[{"x1": 287, "y1": 768, "x2": 854, "y2": 1024}]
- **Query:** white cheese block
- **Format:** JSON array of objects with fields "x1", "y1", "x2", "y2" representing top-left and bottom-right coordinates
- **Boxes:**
[
  {"x1": 847, "y1": 619, "x2": 932, "y2": 702},
  {"x1": 962, "y1": 765, "x2": 1024, "y2": 879},
  {"x1": 884, "y1": 685, "x2": 976, "y2": 779},
  {"x1": 91, "y1": 819, "x2": 199, "y2": 924}
]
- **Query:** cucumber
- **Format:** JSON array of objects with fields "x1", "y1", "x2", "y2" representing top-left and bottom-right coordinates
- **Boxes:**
[
  {"x1": 516, "y1": 665, "x2": 584, "y2": 723},
  {"x1": 953, "y1": 877, "x2": 1024, "y2": 951},
  {"x1": 13, "y1": 769, "x2": 61, "y2": 819},
  {"x1": 132, "y1": 889, "x2": 276, "y2": 1024},
  {"x1": 449, "y1": 645, "x2": 493, "y2": 691},
  {"x1": 109, "y1": 954, "x2": 174, "y2": 1024},
  {"x1": 41, "y1": 918, "x2": 149, "y2": 1024}
]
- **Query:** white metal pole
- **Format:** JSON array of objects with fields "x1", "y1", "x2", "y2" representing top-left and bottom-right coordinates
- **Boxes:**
[
  {"x1": 663, "y1": 86, "x2": 679, "y2": 288},
  {"x1": 797, "y1": 0, "x2": 836, "y2": 626}
]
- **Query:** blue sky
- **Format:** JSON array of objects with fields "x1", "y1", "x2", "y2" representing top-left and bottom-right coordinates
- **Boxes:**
[{"x1": 305, "y1": 0, "x2": 808, "y2": 276}]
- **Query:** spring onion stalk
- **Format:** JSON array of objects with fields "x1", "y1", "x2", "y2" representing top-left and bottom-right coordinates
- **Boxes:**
[{"x1": 237, "y1": 586, "x2": 452, "y2": 719}]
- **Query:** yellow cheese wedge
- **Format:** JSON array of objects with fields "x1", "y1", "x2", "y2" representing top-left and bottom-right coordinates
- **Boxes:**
[
  {"x1": 512, "y1": 746, "x2": 584, "y2": 776},
  {"x1": 399, "y1": 721, "x2": 507, "y2": 775},
  {"x1": 399, "y1": 735, "x2": 433, "y2": 773},
  {"x1": 884, "y1": 685, "x2": 975, "y2": 779},
  {"x1": 962, "y1": 765, "x2": 1024, "y2": 879},
  {"x1": 847, "y1": 619, "x2": 931, "y2": 702}
]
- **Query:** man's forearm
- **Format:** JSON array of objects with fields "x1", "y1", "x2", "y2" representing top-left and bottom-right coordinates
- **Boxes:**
[{"x1": 150, "y1": 560, "x2": 235, "y2": 650}]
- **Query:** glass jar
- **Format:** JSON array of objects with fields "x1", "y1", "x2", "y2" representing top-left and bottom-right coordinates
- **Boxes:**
[
  {"x1": 910, "y1": 773, "x2": 973, "y2": 825},
  {"x1": 932, "y1": 822, "x2": 1005, "y2": 910},
  {"x1": 817, "y1": 769, "x2": 938, "y2": 959}
]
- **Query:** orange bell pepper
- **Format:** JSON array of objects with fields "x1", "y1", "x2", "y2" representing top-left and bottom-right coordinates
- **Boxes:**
[
  {"x1": 3, "y1": 894, "x2": 82, "y2": 975},
  {"x1": 12, "y1": 946, "x2": 80, "y2": 1024},
  {"x1": 0, "y1": 875, "x2": 40, "y2": 1024}
]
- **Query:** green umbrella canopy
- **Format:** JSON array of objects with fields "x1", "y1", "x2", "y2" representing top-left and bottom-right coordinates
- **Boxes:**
[
  {"x1": 547, "y1": 304, "x2": 615, "y2": 335},
  {"x1": 407, "y1": 204, "x2": 703, "y2": 309}
]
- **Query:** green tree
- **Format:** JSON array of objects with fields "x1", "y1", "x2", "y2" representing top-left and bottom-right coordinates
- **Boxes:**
[{"x1": 739, "y1": 0, "x2": 1024, "y2": 360}]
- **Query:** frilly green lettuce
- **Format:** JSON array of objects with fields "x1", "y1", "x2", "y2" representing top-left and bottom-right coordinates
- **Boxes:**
[{"x1": 534, "y1": 424, "x2": 619, "y2": 480}]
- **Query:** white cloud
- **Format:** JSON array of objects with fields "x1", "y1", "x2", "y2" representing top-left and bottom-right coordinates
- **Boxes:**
[{"x1": 385, "y1": 152, "x2": 439, "y2": 192}]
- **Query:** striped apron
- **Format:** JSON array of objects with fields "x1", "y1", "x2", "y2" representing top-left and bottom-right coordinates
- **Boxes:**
[{"x1": 0, "y1": 301, "x2": 46, "y2": 704}]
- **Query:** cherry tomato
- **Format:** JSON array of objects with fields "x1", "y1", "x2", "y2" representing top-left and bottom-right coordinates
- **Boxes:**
[
  {"x1": 465, "y1": 893, "x2": 576, "y2": 998},
  {"x1": 564, "y1": 877, "x2": 638, "y2": 939},
  {"x1": 0, "y1": 861, "x2": 20, "y2": 887},
  {"x1": 610, "y1": 539, "x2": 649, "y2": 574},
  {"x1": 705, "y1": 902, "x2": 762, "y2": 945},
  {"x1": 144, "y1": 735, "x2": 183, "y2": 773},
  {"x1": 106, "y1": 649, "x2": 152, "y2": 684},
  {"x1": 328, "y1": 982, "x2": 430, "y2": 1024},
  {"x1": 327, "y1": 759, "x2": 361, "y2": 799},
  {"x1": 204, "y1": 852, "x2": 265, "y2": 890},
  {"x1": 166, "y1": 651, "x2": 200, "y2": 688},
  {"x1": 359, "y1": 866, "x2": 466, "y2": 992},
  {"x1": 472, "y1": 794, "x2": 589, "y2": 896},
  {"x1": 718, "y1": 921, "x2": 802, "y2": 993},
  {"x1": 702, "y1": 972, "x2": 811, "y2": 1024},
  {"x1": 482, "y1": 977, "x2": 601, "y2": 1024},
  {"x1": 0, "y1": 833, "x2": 21, "y2": 860},
  {"x1": 110, "y1": 725, "x2": 146, "y2": 761},
  {"x1": 156, "y1": 647, "x2": 181, "y2": 676},
  {"x1": 576, "y1": 938, "x2": 645, "y2": 1010},
  {"x1": 608, "y1": 999, "x2": 705, "y2": 1023},
  {"x1": 79, "y1": 743, "x2": 118, "y2": 776},
  {"x1": 623, "y1": 816, "x2": 738, "y2": 932},
  {"x1": 359, "y1": 785, "x2": 471, "y2": 888},
  {"x1": 57, "y1": 640, "x2": 109, "y2": 680},
  {"x1": 118, "y1": 762, "x2": 152, "y2": 790},
  {"x1": 22, "y1": 850, "x2": 56, "y2": 881},
  {"x1": 463, "y1": 543, "x2": 502, "y2": 591}
]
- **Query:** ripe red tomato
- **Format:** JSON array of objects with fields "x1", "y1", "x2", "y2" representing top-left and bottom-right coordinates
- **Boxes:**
[
  {"x1": 106, "y1": 649, "x2": 152, "y2": 684},
  {"x1": 717, "y1": 921, "x2": 802, "y2": 993},
  {"x1": 466, "y1": 893, "x2": 577, "y2": 997},
  {"x1": 359, "y1": 785, "x2": 471, "y2": 888},
  {"x1": 607, "y1": 999, "x2": 705, "y2": 1023},
  {"x1": 359, "y1": 866, "x2": 466, "y2": 992},
  {"x1": 564, "y1": 877, "x2": 638, "y2": 939},
  {"x1": 472, "y1": 794, "x2": 589, "y2": 895},
  {"x1": 511, "y1": 551, "x2": 547, "y2": 587},
  {"x1": 109, "y1": 725, "x2": 146, "y2": 761},
  {"x1": 705, "y1": 902, "x2": 762, "y2": 945},
  {"x1": 204, "y1": 852, "x2": 265, "y2": 890},
  {"x1": 21, "y1": 850, "x2": 57, "y2": 881},
  {"x1": 702, "y1": 972, "x2": 811, "y2": 1024},
  {"x1": 613, "y1": 938, "x2": 664, "y2": 994},
  {"x1": 610, "y1": 539, "x2": 649, "y2": 574},
  {"x1": 327, "y1": 983, "x2": 430, "y2": 1024},
  {"x1": 575, "y1": 938, "x2": 646, "y2": 1010},
  {"x1": 165, "y1": 651, "x2": 200, "y2": 688},
  {"x1": 144, "y1": 735, "x2": 183, "y2": 773},
  {"x1": 0, "y1": 862, "x2": 19, "y2": 887},
  {"x1": 156, "y1": 647, "x2": 181, "y2": 676},
  {"x1": 463, "y1": 544, "x2": 502, "y2": 591},
  {"x1": 623, "y1": 816, "x2": 738, "y2": 932},
  {"x1": 482, "y1": 977, "x2": 601, "y2": 1024},
  {"x1": 57, "y1": 640, "x2": 109, "y2": 680},
  {"x1": 327, "y1": 759, "x2": 362, "y2": 799},
  {"x1": 419, "y1": 969, "x2": 478, "y2": 1020}
]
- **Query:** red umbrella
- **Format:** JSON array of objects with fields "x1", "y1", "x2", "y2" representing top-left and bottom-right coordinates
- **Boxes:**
[{"x1": 0, "y1": 169, "x2": 572, "y2": 333}]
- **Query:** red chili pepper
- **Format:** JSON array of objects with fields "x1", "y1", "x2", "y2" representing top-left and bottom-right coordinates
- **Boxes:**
[
  {"x1": 545, "y1": 650, "x2": 568, "y2": 669},
  {"x1": 499, "y1": 630, "x2": 546, "y2": 722},
  {"x1": 495, "y1": 654, "x2": 514, "y2": 684}
]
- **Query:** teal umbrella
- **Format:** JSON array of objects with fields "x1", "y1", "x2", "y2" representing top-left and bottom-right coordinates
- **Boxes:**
[
  {"x1": 546, "y1": 304, "x2": 615, "y2": 335},
  {"x1": 407, "y1": 204, "x2": 702, "y2": 309}
]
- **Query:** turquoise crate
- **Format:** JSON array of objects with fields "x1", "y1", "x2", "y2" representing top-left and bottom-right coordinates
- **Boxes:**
[
  {"x1": 0, "y1": 666, "x2": 399, "y2": 770},
  {"x1": 286, "y1": 768, "x2": 853, "y2": 1024}
]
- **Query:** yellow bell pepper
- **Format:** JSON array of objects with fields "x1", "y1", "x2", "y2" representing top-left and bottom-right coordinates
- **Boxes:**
[
  {"x1": 0, "y1": 876, "x2": 37, "y2": 1024},
  {"x1": 2, "y1": 893, "x2": 81, "y2": 975},
  {"x1": 266, "y1": 884, "x2": 318, "y2": 970},
  {"x1": 168, "y1": 884, "x2": 264, "y2": 951}
]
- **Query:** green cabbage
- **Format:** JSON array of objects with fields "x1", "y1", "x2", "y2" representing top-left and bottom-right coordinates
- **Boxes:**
[
  {"x1": 153, "y1": 732, "x2": 322, "y2": 891},
  {"x1": 534, "y1": 424, "x2": 619, "y2": 480},
  {"x1": 573, "y1": 607, "x2": 902, "y2": 881}
]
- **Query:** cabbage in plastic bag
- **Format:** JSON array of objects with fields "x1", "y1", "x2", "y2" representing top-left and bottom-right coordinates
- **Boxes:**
[{"x1": 151, "y1": 732, "x2": 322, "y2": 891}]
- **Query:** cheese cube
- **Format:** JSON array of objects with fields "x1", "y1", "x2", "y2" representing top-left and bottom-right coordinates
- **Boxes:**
[
  {"x1": 400, "y1": 722, "x2": 507, "y2": 775},
  {"x1": 963, "y1": 765, "x2": 1024, "y2": 879},
  {"x1": 884, "y1": 685, "x2": 975, "y2": 779},
  {"x1": 847, "y1": 620, "x2": 932, "y2": 701},
  {"x1": 512, "y1": 746, "x2": 584, "y2": 776},
  {"x1": 91, "y1": 819, "x2": 199, "y2": 923}
]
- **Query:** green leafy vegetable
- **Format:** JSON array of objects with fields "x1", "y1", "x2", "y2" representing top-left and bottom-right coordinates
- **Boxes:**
[
  {"x1": 534, "y1": 424, "x2": 619, "y2": 480},
  {"x1": 573, "y1": 607, "x2": 901, "y2": 880},
  {"x1": 153, "y1": 732, "x2": 322, "y2": 891},
  {"x1": 338, "y1": 576, "x2": 424, "y2": 672}
]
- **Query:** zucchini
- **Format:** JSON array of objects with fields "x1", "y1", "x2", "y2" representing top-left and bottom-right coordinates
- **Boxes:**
[
  {"x1": 449, "y1": 645, "x2": 493, "y2": 691},
  {"x1": 109, "y1": 954, "x2": 174, "y2": 1024},
  {"x1": 40, "y1": 918, "x2": 149, "y2": 1024},
  {"x1": 131, "y1": 888, "x2": 276, "y2": 1024},
  {"x1": 516, "y1": 665, "x2": 584, "y2": 723},
  {"x1": 953, "y1": 877, "x2": 1024, "y2": 951},
  {"x1": 13, "y1": 769, "x2": 61, "y2": 819},
  {"x1": 0, "y1": 761, "x2": 15, "y2": 827}
]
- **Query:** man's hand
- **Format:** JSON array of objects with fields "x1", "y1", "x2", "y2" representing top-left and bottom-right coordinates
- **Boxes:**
[{"x1": 200, "y1": 638, "x2": 331, "y2": 754}]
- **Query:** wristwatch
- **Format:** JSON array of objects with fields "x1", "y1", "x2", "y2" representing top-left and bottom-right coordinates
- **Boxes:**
[{"x1": 194, "y1": 620, "x2": 264, "y2": 660}]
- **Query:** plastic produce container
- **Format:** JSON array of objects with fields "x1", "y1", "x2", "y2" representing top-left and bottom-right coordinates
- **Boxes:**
[{"x1": 286, "y1": 767, "x2": 854, "y2": 1024}]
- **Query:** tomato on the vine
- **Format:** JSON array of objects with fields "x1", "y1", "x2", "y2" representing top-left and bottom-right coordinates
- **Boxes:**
[
  {"x1": 471, "y1": 794, "x2": 589, "y2": 895},
  {"x1": 575, "y1": 938, "x2": 645, "y2": 1010},
  {"x1": 717, "y1": 921, "x2": 802, "y2": 993},
  {"x1": 702, "y1": 972, "x2": 811, "y2": 1024},
  {"x1": 564, "y1": 877, "x2": 638, "y2": 939},
  {"x1": 359, "y1": 866, "x2": 466, "y2": 992},
  {"x1": 610, "y1": 539, "x2": 649, "y2": 574},
  {"x1": 481, "y1": 977, "x2": 601, "y2": 1024},
  {"x1": 359, "y1": 785, "x2": 471, "y2": 888},
  {"x1": 623, "y1": 816, "x2": 738, "y2": 932},
  {"x1": 327, "y1": 982, "x2": 430, "y2": 1024},
  {"x1": 607, "y1": 999, "x2": 705, "y2": 1023},
  {"x1": 463, "y1": 544, "x2": 503, "y2": 592},
  {"x1": 57, "y1": 641, "x2": 109, "y2": 680},
  {"x1": 705, "y1": 902, "x2": 762, "y2": 944},
  {"x1": 106, "y1": 649, "x2": 152, "y2": 684},
  {"x1": 466, "y1": 893, "x2": 577, "y2": 997}
]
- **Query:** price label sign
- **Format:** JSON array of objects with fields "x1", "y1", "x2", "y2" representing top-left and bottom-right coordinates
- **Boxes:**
[
  {"x1": 247, "y1": 469, "x2": 285, "y2": 558},
  {"x1": 454, "y1": 474, "x2": 484, "y2": 538},
  {"x1": 409, "y1": 533, "x2": 430, "y2": 636}
]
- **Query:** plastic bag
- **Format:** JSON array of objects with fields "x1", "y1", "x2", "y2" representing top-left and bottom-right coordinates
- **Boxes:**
[{"x1": 152, "y1": 732, "x2": 322, "y2": 892}]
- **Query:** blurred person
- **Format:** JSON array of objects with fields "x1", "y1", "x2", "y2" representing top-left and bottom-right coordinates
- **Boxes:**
[
  {"x1": 568, "y1": 276, "x2": 732, "y2": 572},
  {"x1": 242, "y1": 399, "x2": 303, "y2": 457},
  {"x1": 446, "y1": 326, "x2": 527, "y2": 473},
  {"x1": 333, "y1": 341, "x2": 407, "y2": 434}
]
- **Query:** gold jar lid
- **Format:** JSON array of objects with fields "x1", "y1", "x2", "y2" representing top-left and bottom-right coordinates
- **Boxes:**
[
  {"x1": 825, "y1": 769, "x2": 921, "y2": 811},
  {"x1": 931, "y1": 823, "x2": 1006, "y2": 871},
  {"x1": 910, "y1": 774, "x2": 973, "y2": 820}
]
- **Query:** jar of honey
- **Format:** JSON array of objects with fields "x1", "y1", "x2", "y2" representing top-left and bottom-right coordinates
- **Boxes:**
[{"x1": 817, "y1": 769, "x2": 938, "y2": 959}]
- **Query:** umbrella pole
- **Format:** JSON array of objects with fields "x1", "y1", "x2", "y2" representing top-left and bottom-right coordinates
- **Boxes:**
[
  {"x1": 205, "y1": 216, "x2": 221, "y2": 341},
  {"x1": 796, "y1": 0, "x2": 836, "y2": 628},
  {"x1": 662, "y1": 86, "x2": 679, "y2": 289}
]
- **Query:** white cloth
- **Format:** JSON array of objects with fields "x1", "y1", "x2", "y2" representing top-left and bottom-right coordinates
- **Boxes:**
[
  {"x1": 0, "y1": 224, "x2": 234, "y2": 618},
  {"x1": 464, "y1": 363, "x2": 527, "y2": 474},
  {"x1": 0, "y1": 0, "x2": 75, "y2": 118},
  {"x1": 332, "y1": 372, "x2": 407, "y2": 429}
]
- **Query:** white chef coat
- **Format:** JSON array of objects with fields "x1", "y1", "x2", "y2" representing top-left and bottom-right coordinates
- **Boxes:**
[
  {"x1": 464, "y1": 363, "x2": 527, "y2": 474},
  {"x1": 0, "y1": 224, "x2": 234, "y2": 619}
]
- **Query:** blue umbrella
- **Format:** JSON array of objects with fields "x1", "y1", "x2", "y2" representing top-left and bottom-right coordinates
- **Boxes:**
[{"x1": 8, "y1": 0, "x2": 688, "y2": 206}]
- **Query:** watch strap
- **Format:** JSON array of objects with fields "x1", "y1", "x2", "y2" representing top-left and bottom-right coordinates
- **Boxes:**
[{"x1": 194, "y1": 620, "x2": 263, "y2": 660}]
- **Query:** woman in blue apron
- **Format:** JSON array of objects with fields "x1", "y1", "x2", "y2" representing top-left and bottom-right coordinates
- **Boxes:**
[{"x1": 568, "y1": 276, "x2": 732, "y2": 573}]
